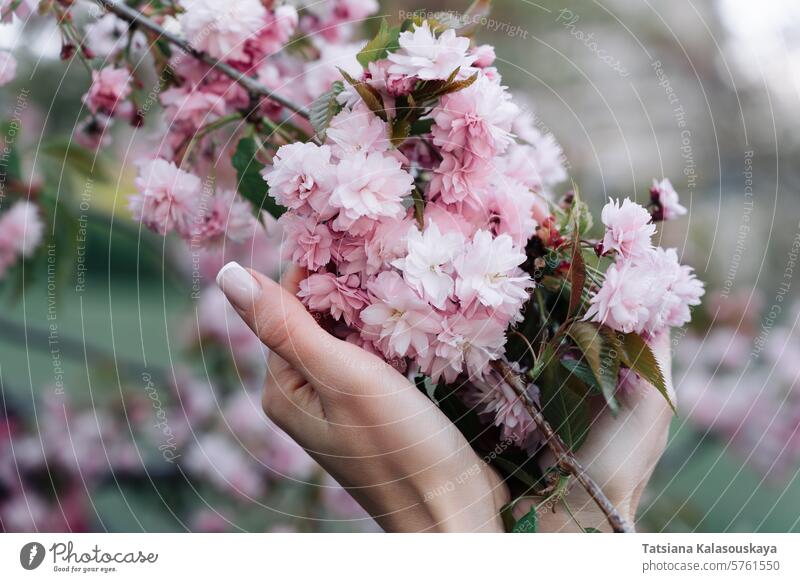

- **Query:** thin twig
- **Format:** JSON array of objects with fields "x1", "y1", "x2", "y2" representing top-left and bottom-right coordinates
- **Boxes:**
[
  {"x1": 92, "y1": 0, "x2": 310, "y2": 120},
  {"x1": 492, "y1": 359, "x2": 634, "y2": 533}
]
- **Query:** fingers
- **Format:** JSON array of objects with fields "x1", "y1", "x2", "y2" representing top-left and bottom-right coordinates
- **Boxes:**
[{"x1": 216, "y1": 261, "x2": 341, "y2": 384}]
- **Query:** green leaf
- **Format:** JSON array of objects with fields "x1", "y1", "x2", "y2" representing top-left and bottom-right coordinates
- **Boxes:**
[
  {"x1": 539, "y1": 360, "x2": 591, "y2": 450},
  {"x1": 617, "y1": 331, "x2": 674, "y2": 412},
  {"x1": 491, "y1": 456, "x2": 538, "y2": 489},
  {"x1": 231, "y1": 136, "x2": 285, "y2": 218},
  {"x1": 410, "y1": 118, "x2": 434, "y2": 135},
  {"x1": 41, "y1": 139, "x2": 110, "y2": 182},
  {"x1": 339, "y1": 68, "x2": 386, "y2": 120},
  {"x1": 568, "y1": 322, "x2": 620, "y2": 413},
  {"x1": 356, "y1": 19, "x2": 401, "y2": 68},
  {"x1": 308, "y1": 81, "x2": 343, "y2": 138},
  {"x1": 560, "y1": 358, "x2": 600, "y2": 393},
  {"x1": 512, "y1": 505, "x2": 538, "y2": 533},
  {"x1": 585, "y1": 527, "x2": 601, "y2": 533}
]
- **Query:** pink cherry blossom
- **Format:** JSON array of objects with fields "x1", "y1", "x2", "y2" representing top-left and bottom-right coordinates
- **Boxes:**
[
  {"x1": 330, "y1": 151, "x2": 413, "y2": 229},
  {"x1": 128, "y1": 158, "x2": 203, "y2": 236},
  {"x1": 82, "y1": 66, "x2": 132, "y2": 116},
  {"x1": 73, "y1": 114, "x2": 112, "y2": 150},
  {"x1": 263, "y1": 142, "x2": 337, "y2": 217},
  {"x1": 84, "y1": 14, "x2": 146, "y2": 57},
  {"x1": 303, "y1": 40, "x2": 364, "y2": 98},
  {"x1": 360, "y1": 271, "x2": 441, "y2": 358},
  {"x1": 639, "y1": 247, "x2": 705, "y2": 331},
  {"x1": 366, "y1": 59, "x2": 416, "y2": 97},
  {"x1": 0, "y1": 201, "x2": 43, "y2": 258},
  {"x1": 392, "y1": 222, "x2": 464, "y2": 309},
  {"x1": 650, "y1": 177, "x2": 687, "y2": 220},
  {"x1": 326, "y1": 106, "x2": 390, "y2": 156},
  {"x1": 583, "y1": 260, "x2": 652, "y2": 334},
  {"x1": 160, "y1": 87, "x2": 227, "y2": 132},
  {"x1": 388, "y1": 21, "x2": 476, "y2": 81},
  {"x1": 184, "y1": 434, "x2": 265, "y2": 499},
  {"x1": 279, "y1": 213, "x2": 334, "y2": 271},
  {"x1": 429, "y1": 152, "x2": 492, "y2": 207},
  {"x1": 502, "y1": 138, "x2": 567, "y2": 193},
  {"x1": 191, "y1": 190, "x2": 257, "y2": 245},
  {"x1": 432, "y1": 74, "x2": 517, "y2": 160},
  {"x1": 364, "y1": 216, "x2": 415, "y2": 274},
  {"x1": 464, "y1": 368, "x2": 539, "y2": 443},
  {"x1": 472, "y1": 179, "x2": 539, "y2": 247},
  {"x1": 330, "y1": 232, "x2": 368, "y2": 275},
  {"x1": 240, "y1": 4, "x2": 299, "y2": 64},
  {"x1": 178, "y1": 0, "x2": 266, "y2": 61},
  {"x1": 421, "y1": 314, "x2": 507, "y2": 382},
  {"x1": 600, "y1": 197, "x2": 656, "y2": 259},
  {"x1": 454, "y1": 230, "x2": 532, "y2": 313},
  {"x1": 0, "y1": 50, "x2": 16, "y2": 86},
  {"x1": 298, "y1": 272, "x2": 368, "y2": 326},
  {"x1": 471, "y1": 44, "x2": 496, "y2": 68}
]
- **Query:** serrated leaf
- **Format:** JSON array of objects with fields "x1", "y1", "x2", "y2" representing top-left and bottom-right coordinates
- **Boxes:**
[
  {"x1": 231, "y1": 136, "x2": 284, "y2": 219},
  {"x1": 438, "y1": 71, "x2": 479, "y2": 97},
  {"x1": 512, "y1": 505, "x2": 538, "y2": 533},
  {"x1": 568, "y1": 322, "x2": 620, "y2": 413},
  {"x1": 339, "y1": 68, "x2": 386, "y2": 120},
  {"x1": 309, "y1": 81, "x2": 343, "y2": 138},
  {"x1": 356, "y1": 19, "x2": 401, "y2": 68},
  {"x1": 617, "y1": 332, "x2": 674, "y2": 412}
]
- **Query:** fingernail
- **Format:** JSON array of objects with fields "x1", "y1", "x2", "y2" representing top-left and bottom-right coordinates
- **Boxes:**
[{"x1": 216, "y1": 262, "x2": 261, "y2": 310}]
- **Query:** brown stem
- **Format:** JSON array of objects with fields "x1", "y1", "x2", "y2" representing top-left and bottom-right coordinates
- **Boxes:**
[
  {"x1": 491, "y1": 360, "x2": 634, "y2": 533},
  {"x1": 92, "y1": 0, "x2": 310, "y2": 120}
]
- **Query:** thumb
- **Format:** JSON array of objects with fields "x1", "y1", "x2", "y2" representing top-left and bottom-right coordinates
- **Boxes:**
[{"x1": 216, "y1": 262, "x2": 341, "y2": 383}]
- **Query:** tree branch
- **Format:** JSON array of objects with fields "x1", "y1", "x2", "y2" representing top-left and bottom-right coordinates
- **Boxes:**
[
  {"x1": 492, "y1": 360, "x2": 634, "y2": 533},
  {"x1": 92, "y1": 0, "x2": 310, "y2": 120}
]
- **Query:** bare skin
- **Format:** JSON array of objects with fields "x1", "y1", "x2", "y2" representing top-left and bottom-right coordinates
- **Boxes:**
[{"x1": 217, "y1": 262, "x2": 674, "y2": 532}]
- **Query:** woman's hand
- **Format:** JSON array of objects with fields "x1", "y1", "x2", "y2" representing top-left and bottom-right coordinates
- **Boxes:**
[
  {"x1": 216, "y1": 262, "x2": 509, "y2": 532},
  {"x1": 520, "y1": 332, "x2": 675, "y2": 531},
  {"x1": 217, "y1": 262, "x2": 673, "y2": 532}
]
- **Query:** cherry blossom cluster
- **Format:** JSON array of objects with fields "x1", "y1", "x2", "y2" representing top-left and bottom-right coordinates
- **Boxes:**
[
  {"x1": 585, "y1": 193, "x2": 704, "y2": 336},
  {"x1": 265, "y1": 21, "x2": 565, "y2": 395}
]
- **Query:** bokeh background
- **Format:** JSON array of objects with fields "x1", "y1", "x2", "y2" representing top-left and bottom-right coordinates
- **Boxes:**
[{"x1": 2, "y1": 0, "x2": 800, "y2": 532}]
